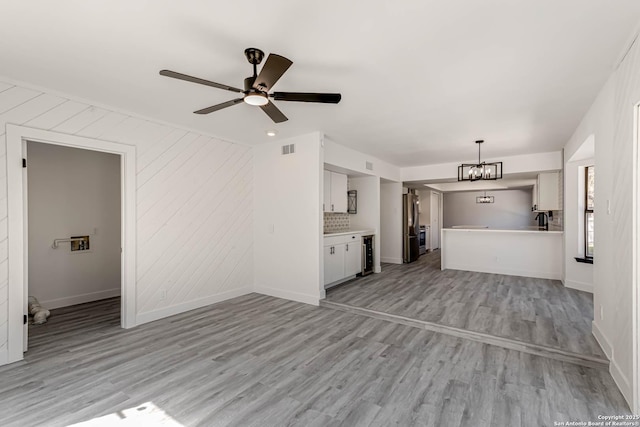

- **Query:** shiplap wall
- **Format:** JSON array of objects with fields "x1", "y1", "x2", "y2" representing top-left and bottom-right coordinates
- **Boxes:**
[
  {"x1": 562, "y1": 33, "x2": 640, "y2": 407},
  {"x1": 607, "y1": 36, "x2": 640, "y2": 403},
  {"x1": 0, "y1": 80, "x2": 253, "y2": 357}
]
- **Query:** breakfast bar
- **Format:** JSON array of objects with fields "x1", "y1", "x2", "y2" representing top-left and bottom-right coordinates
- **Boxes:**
[{"x1": 441, "y1": 227, "x2": 563, "y2": 280}]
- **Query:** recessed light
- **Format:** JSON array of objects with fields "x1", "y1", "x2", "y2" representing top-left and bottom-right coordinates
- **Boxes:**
[{"x1": 266, "y1": 130, "x2": 278, "y2": 137}]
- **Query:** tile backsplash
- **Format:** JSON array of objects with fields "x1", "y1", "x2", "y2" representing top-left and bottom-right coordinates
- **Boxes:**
[{"x1": 324, "y1": 212, "x2": 350, "y2": 233}]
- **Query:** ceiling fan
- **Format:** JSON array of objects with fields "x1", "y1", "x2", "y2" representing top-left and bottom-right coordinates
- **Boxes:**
[{"x1": 159, "y1": 48, "x2": 342, "y2": 123}]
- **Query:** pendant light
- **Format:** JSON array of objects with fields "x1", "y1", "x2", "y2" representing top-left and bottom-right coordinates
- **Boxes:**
[{"x1": 458, "y1": 140, "x2": 503, "y2": 182}]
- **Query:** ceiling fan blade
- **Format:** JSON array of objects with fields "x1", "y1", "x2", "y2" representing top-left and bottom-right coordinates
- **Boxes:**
[
  {"x1": 260, "y1": 101, "x2": 288, "y2": 123},
  {"x1": 272, "y1": 92, "x2": 342, "y2": 104},
  {"x1": 194, "y1": 98, "x2": 244, "y2": 114},
  {"x1": 160, "y1": 70, "x2": 243, "y2": 93},
  {"x1": 252, "y1": 54, "x2": 293, "y2": 92}
]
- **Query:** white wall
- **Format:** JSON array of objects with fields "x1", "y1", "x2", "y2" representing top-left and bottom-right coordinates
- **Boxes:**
[
  {"x1": 563, "y1": 157, "x2": 594, "y2": 293},
  {"x1": 561, "y1": 32, "x2": 640, "y2": 408},
  {"x1": 443, "y1": 189, "x2": 536, "y2": 229},
  {"x1": 380, "y1": 182, "x2": 402, "y2": 264},
  {"x1": 254, "y1": 132, "x2": 323, "y2": 304},
  {"x1": 418, "y1": 189, "x2": 431, "y2": 226},
  {"x1": 27, "y1": 142, "x2": 121, "y2": 309},
  {"x1": 349, "y1": 175, "x2": 382, "y2": 273},
  {"x1": 324, "y1": 138, "x2": 401, "y2": 182},
  {"x1": 0, "y1": 78, "x2": 254, "y2": 364}
]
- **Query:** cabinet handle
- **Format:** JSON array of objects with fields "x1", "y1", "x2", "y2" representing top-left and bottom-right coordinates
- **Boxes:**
[
  {"x1": 346, "y1": 244, "x2": 348, "y2": 251},
  {"x1": 331, "y1": 204, "x2": 334, "y2": 211}
]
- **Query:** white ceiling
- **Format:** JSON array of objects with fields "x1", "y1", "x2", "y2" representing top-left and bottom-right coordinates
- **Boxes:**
[{"x1": 1, "y1": 1, "x2": 639, "y2": 167}]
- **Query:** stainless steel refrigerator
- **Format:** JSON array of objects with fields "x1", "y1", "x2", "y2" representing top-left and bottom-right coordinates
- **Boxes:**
[{"x1": 403, "y1": 193, "x2": 420, "y2": 263}]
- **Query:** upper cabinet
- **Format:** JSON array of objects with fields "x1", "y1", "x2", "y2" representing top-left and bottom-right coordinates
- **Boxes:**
[
  {"x1": 323, "y1": 171, "x2": 348, "y2": 213},
  {"x1": 536, "y1": 172, "x2": 560, "y2": 211}
]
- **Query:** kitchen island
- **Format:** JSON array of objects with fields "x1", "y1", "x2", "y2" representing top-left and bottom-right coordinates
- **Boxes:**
[{"x1": 441, "y1": 227, "x2": 563, "y2": 280}]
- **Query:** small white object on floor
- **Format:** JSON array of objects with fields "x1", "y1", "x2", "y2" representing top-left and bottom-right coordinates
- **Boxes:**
[{"x1": 28, "y1": 296, "x2": 50, "y2": 324}]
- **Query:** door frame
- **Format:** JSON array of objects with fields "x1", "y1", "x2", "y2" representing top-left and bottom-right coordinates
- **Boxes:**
[
  {"x1": 6, "y1": 124, "x2": 137, "y2": 364},
  {"x1": 634, "y1": 102, "x2": 640, "y2": 413}
]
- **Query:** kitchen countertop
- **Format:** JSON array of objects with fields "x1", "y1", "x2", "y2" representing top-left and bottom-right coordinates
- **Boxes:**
[
  {"x1": 444, "y1": 227, "x2": 563, "y2": 234},
  {"x1": 323, "y1": 229, "x2": 375, "y2": 237}
]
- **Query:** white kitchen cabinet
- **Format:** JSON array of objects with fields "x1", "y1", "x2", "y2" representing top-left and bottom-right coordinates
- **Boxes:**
[
  {"x1": 324, "y1": 244, "x2": 345, "y2": 285},
  {"x1": 323, "y1": 171, "x2": 332, "y2": 213},
  {"x1": 345, "y1": 241, "x2": 361, "y2": 277},
  {"x1": 323, "y1": 170, "x2": 348, "y2": 213},
  {"x1": 324, "y1": 233, "x2": 362, "y2": 287},
  {"x1": 536, "y1": 172, "x2": 560, "y2": 211}
]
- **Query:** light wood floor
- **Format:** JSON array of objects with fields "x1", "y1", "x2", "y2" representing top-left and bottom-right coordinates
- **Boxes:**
[
  {"x1": 326, "y1": 251, "x2": 604, "y2": 360},
  {"x1": 0, "y1": 294, "x2": 630, "y2": 426}
]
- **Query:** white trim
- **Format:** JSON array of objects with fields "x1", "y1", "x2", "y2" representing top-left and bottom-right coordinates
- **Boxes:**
[
  {"x1": 40, "y1": 288, "x2": 121, "y2": 310},
  {"x1": 612, "y1": 358, "x2": 633, "y2": 410},
  {"x1": 6, "y1": 130, "x2": 23, "y2": 364},
  {"x1": 564, "y1": 279, "x2": 594, "y2": 294},
  {"x1": 592, "y1": 320, "x2": 613, "y2": 360},
  {"x1": 632, "y1": 101, "x2": 640, "y2": 413},
  {"x1": 136, "y1": 287, "x2": 253, "y2": 325},
  {"x1": 5, "y1": 124, "x2": 137, "y2": 365},
  {"x1": 381, "y1": 257, "x2": 403, "y2": 264},
  {"x1": 254, "y1": 286, "x2": 320, "y2": 306}
]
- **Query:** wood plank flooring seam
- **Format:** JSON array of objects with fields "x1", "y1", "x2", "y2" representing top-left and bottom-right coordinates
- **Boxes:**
[{"x1": 320, "y1": 300, "x2": 609, "y2": 370}]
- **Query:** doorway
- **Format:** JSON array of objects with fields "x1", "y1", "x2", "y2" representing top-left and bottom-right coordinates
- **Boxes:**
[
  {"x1": 25, "y1": 141, "x2": 121, "y2": 350},
  {"x1": 6, "y1": 125, "x2": 137, "y2": 365}
]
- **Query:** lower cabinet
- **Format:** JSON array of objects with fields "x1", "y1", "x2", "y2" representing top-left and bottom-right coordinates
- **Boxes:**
[
  {"x1": 324, "y1": 244, "x2": 345, "y2": 285},
  {"x1": 345, "y1": 242, "x2": 361, "y2": 277},
  {"x1": 324, "y1": 234, "x2": 362, "y2": 287}
]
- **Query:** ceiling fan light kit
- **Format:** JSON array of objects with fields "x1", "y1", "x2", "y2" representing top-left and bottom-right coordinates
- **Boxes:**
[
  {"x1": 244, "y1": 93, "x2": 268, "y2": 106},
  {"x1": 457, "y1": 140, "x2": 503, "y2": 182},
  {"x1": 159, "y1": 47, "x2": 341, "y2": 124}
]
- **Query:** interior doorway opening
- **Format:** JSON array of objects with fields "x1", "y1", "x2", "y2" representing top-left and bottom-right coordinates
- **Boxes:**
[
  {"x1": 24, "y1": 141, "x2": 122, "y2": 352},
  {"x1": 5, "y1": 125, "x2": 137, "y2": 365}
]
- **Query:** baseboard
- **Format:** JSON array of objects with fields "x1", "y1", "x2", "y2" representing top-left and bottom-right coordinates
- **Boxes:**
[
  {"x1": 40, "y1": 288, "x2": 121, "y2": 310},
  {"x1": 443, "y1": 263, "x2": 562, "y2": 280},
  {"x1": 136, "y1": 287, "x2": 253, "y2": 326},
  {"x1": 592, "y1": 321, "x2": 613, "y2": 359},
  {"x1": 610, "y1": 358, "x2": 633, "y2": 410},
  {"x1": 254, "y1": 286, "x2": 319, "y2": 306},
  {"x1": 591, "y1": 322, "x2": 634, "y2": 411},
  {"x1": 564, "y1": 279, "x2": 594, "y2": 293},
  {"x1": 380, "y1": 257, "x2": 402, "y2": 264}
]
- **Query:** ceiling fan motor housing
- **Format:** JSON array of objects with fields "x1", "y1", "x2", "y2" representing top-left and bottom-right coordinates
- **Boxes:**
[
  {"x1": 244, "y1": 76, "x2": 257, "y2": 93},
  {"x1": 244, "y1": 48, "x2": 264, "y2": 65}
]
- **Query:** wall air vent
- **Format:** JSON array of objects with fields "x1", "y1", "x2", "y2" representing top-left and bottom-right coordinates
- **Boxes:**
[
  {"x1": 281, "y1": 144, "x2": 295, "y2": 155},
  {"x1": 365, "y1": 161, "x2": 373, "y2": 171}
]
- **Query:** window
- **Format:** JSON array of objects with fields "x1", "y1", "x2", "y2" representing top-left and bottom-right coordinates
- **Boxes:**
[{"x1": 585, "y1": 165, "x2": 594, "y2": 258}]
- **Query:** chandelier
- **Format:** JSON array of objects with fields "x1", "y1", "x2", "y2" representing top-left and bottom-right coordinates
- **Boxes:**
[{"x1": 457, "y1": 140, "x2": 502, "y2": 181}]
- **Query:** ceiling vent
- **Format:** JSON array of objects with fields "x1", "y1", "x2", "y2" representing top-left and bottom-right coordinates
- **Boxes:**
[
  {"x1": 365, "y1": 161, "x2": 374, "y2": 171},
  {"x1": 281, "y1": 143, "x2": 295, "y2": 155}
]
